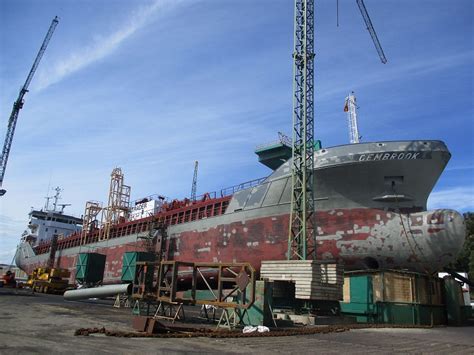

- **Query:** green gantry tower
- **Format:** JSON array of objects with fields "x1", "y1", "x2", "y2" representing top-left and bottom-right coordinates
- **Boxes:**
[{"x1": 288, "y1": 0, "x2": 316, "y2": 260}]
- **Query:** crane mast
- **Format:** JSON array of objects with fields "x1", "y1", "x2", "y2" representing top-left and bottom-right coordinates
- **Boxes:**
[
  {"x1": 288, "y1": 0, "x2": 316, "y2": 260},
  {"x1": 344, "y1": 91, "x2": 360, "y2": 144},
  {"x1": 287, "y1": 0, "x2": 385, "y2": 259},
  {"x1": 0, "y1": 16, "x2": 59, "y2": 195},
  {"x1": 356, "y1": 0, "x2": 387, "y2": 64}
]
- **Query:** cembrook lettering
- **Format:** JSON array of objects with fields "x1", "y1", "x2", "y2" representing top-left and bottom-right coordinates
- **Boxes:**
[{"x1": 357, "y1": 152, "x2": 423, "y2": 162}]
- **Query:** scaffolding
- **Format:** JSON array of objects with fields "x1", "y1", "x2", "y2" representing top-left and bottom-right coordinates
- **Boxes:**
[
  {"x1": 101, "y1": 168, "x2": 131, "y2": 241},
  {"x1": 80, "y1": 201, "x2": 102, "y2": 245}
]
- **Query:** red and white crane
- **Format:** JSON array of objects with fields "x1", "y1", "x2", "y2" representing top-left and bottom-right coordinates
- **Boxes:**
[{"x1": 344, "y1": 91, "x2": 360, "y2": 144}]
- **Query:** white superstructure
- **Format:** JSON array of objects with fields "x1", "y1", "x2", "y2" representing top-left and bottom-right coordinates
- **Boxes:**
[{"x1": 25, "y1": 187, "x2": 82, "y2": 245}]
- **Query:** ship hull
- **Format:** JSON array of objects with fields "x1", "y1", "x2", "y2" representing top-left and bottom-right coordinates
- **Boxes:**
[
  {"x1": 15, "y1": 207, "x2": 465, "y2": 283},
  {"x1": 15, "y1": 140, "x2": 466, "y2": 283}
]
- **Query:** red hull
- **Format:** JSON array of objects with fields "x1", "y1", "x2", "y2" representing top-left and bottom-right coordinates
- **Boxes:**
[{"x1": 18, "y1": 208, "x2": 464, "y2": 283}]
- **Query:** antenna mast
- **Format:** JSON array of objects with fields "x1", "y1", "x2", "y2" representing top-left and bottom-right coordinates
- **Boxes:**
[
  {"x1": 344, "y1": 92, "x2": 360, "y2": 144},
  {"x1": 52, "y1": 186, "x2": 62, "y2": 212}
]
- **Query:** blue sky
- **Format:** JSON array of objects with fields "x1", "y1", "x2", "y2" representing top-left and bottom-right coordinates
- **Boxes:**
[{"x1": 0, "y1": 0, "x2": 473, "y2": 264}]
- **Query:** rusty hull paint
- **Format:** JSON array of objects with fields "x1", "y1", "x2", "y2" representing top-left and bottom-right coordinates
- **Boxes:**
[
  {"x1": 17, "y1": 208, "x2": 464, "y2": 283},
  {"x1": 168, "y1": 208, "x2": 465, "y2": 275}
]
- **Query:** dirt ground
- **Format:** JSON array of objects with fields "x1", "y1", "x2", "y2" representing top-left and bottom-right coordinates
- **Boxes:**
[{"x1": 0, "y1": 288, "x2": 473, "y2": 354}]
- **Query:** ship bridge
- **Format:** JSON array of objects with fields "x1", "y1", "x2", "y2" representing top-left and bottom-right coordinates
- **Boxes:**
[{"x1": 255, "y1": 133, "x2": 321, "y2": 170}]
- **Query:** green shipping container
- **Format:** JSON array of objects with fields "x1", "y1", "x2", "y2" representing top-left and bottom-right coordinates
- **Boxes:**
[
  {"x1": 341, "y1": 272, "x2": 447, "y2": 325},
  {"x1": 121, "y1": 252, "x2": 155, "y2": 283},
  {"x1": 75, "y1": 253, "x2": 106, "y2": 284},
  {"x1": 340, "y1": 275, "x2": 378, "y2": 323},
  {"x1": 375, "y1": 302, "x2": 446, "y2": 325}
]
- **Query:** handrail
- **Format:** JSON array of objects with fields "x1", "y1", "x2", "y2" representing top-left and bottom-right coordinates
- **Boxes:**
[{"x1": 220, "y1": 177, "x2": 267, "y2": 197}]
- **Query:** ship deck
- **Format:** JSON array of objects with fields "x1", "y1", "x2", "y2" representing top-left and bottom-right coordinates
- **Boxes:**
[{"x1": 33, "y1": 195, "x2": 232, "y2": 255}]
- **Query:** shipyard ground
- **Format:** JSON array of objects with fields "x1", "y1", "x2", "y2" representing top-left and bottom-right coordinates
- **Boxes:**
[{"x1": 0, "y1": 289, "x2": 473, "y2": 354}]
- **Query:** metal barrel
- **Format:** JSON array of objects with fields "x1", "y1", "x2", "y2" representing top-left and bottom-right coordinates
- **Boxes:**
[{"x1": 64, "y1": 283, "x2": 131, "y2": 301}]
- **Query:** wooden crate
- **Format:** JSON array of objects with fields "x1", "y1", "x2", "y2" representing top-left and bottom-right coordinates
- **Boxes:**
[
  {"x1": 371, "y1": 271, "x2": 443, "y2": 305},
  {"x1": 343, "y1": 277, "x2": 351, "y2": 303}
]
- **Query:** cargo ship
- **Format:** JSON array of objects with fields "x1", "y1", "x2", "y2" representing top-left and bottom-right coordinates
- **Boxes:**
[{"x1": 15, "y1": 139, "x2": 465, "y2": 283}]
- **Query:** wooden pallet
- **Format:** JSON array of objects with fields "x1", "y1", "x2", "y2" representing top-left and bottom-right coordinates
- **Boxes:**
[{"x1": 261, "y1": 260, "x2": 344, "y2": 301}]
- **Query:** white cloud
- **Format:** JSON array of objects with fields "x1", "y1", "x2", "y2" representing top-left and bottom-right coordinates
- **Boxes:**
[
  {"x1": 428, "y1": 186, "x2": 474, "y2": 212},
  {"x1": 35, "y1": 0, "x2": 189, "y2": 91},
  {"x1": 317, "y1": 50, "x2": 473, "y2": 101},
  {"x1": 445, "y1": 164, "x2": 474, "y2": 172},
  {"x1": 0, "y1": 248, "x2": 17, "y2": 266},
  {"x1": 0, "y1": 214, "x2": 26, "y2": 235}
]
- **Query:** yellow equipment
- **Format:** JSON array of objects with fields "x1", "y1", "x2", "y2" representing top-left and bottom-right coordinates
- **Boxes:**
[{"x1": 26, "y1": 267, "x2": 70, "y2": 294}]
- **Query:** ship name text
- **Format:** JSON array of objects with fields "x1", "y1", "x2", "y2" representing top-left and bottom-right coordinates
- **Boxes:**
[{"x1": 356, "y1": 151, "x2": 429, "y2": 162}]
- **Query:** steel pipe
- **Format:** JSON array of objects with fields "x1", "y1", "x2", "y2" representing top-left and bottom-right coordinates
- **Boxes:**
[{"x1": 64, "y1": 283, "x2": 131, "y2": 301}]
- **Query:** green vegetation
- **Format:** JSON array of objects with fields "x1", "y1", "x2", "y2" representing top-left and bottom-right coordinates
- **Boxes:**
[{"x1": 467, "y1": 213, "x2": 474, "y2": 282}]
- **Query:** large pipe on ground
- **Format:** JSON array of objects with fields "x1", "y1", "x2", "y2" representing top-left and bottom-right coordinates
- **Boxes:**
[{"x1": 64, "y1": 283, "x2": 132, "y2": 301}]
